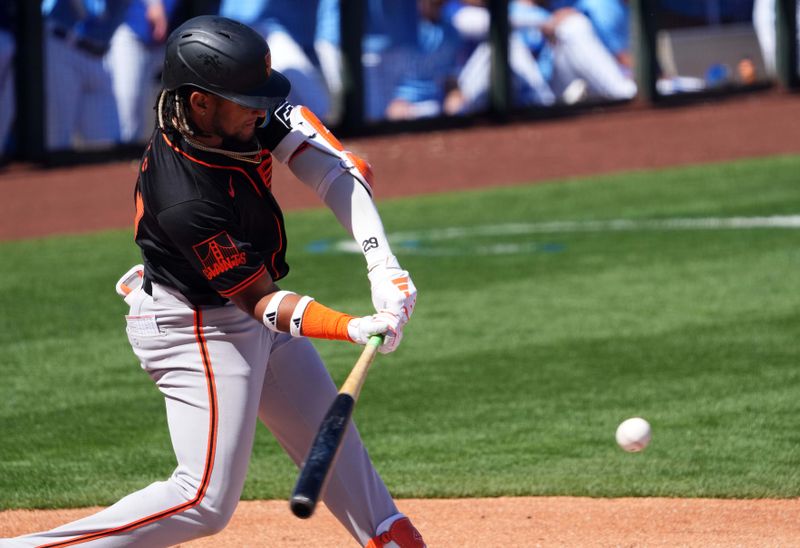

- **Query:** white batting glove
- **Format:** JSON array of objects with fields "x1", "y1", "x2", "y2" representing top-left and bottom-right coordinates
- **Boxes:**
[
  {"x1": 347, "y1": 311, "x2": 402, "y2": 354},
  {"x1": 367, "y1": 255, "x2": 418, "y2": 325}
]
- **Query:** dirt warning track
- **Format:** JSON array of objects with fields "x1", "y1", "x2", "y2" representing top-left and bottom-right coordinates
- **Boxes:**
[{"x1": 2, "y1": 92, "x2": 799, "y2": 241}]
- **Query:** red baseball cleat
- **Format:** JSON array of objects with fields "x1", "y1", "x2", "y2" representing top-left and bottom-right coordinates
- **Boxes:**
[{"x1": 366, "y1": 516, "x2": 426, "y2": 548}]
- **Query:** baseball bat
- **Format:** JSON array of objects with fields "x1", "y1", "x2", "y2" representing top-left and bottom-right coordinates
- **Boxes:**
[{"x1": 289, "y1": 335, "x2": 384, "y2": 519}]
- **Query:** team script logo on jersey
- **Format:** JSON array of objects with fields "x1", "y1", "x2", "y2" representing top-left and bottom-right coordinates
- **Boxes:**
[{"x1": 192, "y1": 231, "x2": 246, "y2": 281}]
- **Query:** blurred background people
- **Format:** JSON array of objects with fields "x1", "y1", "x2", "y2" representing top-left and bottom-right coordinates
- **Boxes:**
[
  {"x1": 444, "y1": 0, "x2": 556, "y2": 112},
  {"x1": 0, "y1": 1, "x2": 16, "y2": 162},
  {"x1": 17, "y1": 0, "x2": 796, "y2": 158},
  {"x1": 220, "y1": 0, "x2": 333, "y2": 121},
  {"x1": 444, "y1": 0, "x2": 636, "y2": 111},
  {"x1": 654, "y1": 0, "x2": 795, "y2": 93},
  {"x1": 754, "y1": 0, "x2": 779, "y2": 75},
  {"x1": 42, "y1": 0, "x2": 131, "y2": 150},
  {"x1": 107, "y1": 0, "x2": 182, "y2": 144},
  {"x1": 753, "y1": 0, "x2": 800, "y2": 77},
  {"x1": 550, "y1": 0, "x2": 633, "y2": 74},
  {"x1": 361, "y1": 0, "x2": 421, "y2": 121},
  {"x1": 385, "y1": 0, "x2": 467, "y2": 120},
  {"x1": 315, "y1": 0, "x2": 427, "y2": 122},
  {"x1": 314, "y1": 0, "x2": 344, "y2": 123},
  {"x1": 531, "y1": 0, "x2": 637, "y2": 103}
]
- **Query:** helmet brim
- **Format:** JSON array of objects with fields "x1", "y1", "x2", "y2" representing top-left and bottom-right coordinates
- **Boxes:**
[{"x1": 219, "y1": 69, "x2": 291, "y2": 111}]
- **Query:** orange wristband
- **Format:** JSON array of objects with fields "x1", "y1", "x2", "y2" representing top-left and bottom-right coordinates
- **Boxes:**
[{"x1": 300, "y1": 301, "x2": 354, "y2": 341}]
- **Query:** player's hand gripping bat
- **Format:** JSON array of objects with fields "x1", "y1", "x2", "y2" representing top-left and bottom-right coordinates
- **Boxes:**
[{"x1": 289, "y1": 335, "x2": 383, "y2": 518}]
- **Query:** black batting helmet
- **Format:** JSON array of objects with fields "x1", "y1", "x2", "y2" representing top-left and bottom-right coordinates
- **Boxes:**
[{"x1": 162, "y1": 15, "x2": 290, "y2": 110}]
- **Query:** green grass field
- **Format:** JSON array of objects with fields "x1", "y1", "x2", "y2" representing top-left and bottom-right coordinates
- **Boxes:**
[{"x1": 1, "y1": 155, "x2": 799, "y2": 510}]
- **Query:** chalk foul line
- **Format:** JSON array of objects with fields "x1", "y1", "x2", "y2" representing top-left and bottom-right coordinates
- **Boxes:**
[{"x1": 308, "y1": 215, "x2": 800, "y2": 256}]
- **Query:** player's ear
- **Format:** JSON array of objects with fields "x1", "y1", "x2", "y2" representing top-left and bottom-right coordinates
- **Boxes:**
[{"x1": 189, "y1": 90, "x2": 212, "y2": 116}]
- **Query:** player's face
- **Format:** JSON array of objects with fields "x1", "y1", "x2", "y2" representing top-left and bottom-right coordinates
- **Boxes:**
[{"x1": 209, "y1": 97, "x2": 265, "y2": 143}]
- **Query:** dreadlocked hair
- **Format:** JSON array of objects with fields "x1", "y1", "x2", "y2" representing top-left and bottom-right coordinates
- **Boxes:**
[
  {"x1": 155, "y1": 86, "x2": 264, "y2": 163},
  {"x1": 157, "y1": 87, "x2": 204, "y2": 137}
]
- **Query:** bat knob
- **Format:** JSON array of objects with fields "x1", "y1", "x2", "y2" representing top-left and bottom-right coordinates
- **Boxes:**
[{"x1": 290, "y1": 495, "x2": 316, "y2": 519}]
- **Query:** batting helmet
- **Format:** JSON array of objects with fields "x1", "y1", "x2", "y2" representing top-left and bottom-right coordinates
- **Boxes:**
[{"x1": 162, "y1": 15, "x2": 290, "y2": 111}]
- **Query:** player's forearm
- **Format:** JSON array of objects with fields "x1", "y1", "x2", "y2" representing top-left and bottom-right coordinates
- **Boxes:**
[
  {"x1": 284, "y1": 123, "x2": 393, "y2": 269},
  {"x1": 254, "y1": 289, "x2": 402, "y2": 352},
  {"x1": 258, "y1": 291, "x2": 354, "y2": 340},
  {"x1": 253, "y1": 286, "x2": 409, "y2": 350},
  {"x1": 232, "y1": 281, "x2": 354, "y2": 341}
]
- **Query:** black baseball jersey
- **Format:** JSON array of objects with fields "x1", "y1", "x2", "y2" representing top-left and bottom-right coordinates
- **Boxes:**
[{"x1": 134, "y1": 102, "x2": 298, "y2": 307}]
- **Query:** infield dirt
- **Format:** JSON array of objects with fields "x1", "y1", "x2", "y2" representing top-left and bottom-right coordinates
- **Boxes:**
[
  {"x1": 1, "y1": 91, "x2": 799, "y2": 546},
  {"x1": 1, "y1": 497, "x2": 799, "y2": 546}
]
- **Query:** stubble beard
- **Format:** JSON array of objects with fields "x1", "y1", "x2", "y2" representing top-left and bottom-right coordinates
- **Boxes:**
[{"x1": 212, "y1": 116, "x2": 258, "y2": 151}]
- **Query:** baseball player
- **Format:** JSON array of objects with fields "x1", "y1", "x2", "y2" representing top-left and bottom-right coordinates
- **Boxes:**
[
  {"x1": 314, "y1": 0, "x2": 424, "y2": 121},
  {"x1": 42, "y1": 0, "x2": 132, "y2": 150},
  {"x1": 444, "y1": 0, "x2": 557, "y2": 110},
  {"x1": 107, "y1": 0, "x2": 181, "y2": 143},
  {"x1": 385, "y1": 0, "x2": 468, "y2": 120},
  {"x1": 753, "y1": 0, "x2": 800, "y2": 77},
  {"x1": 523, "y1": 0, "x2": 637, "y2": 102},
  {"x1": 447, "y1": 0, "x2": 635, "y2": 107},
  {"x1": 548, "y1": 0, "x2": 633, "y2": 71},
  {"x1": 4, "y1": 15, "x2": 425, "y2": 548}
]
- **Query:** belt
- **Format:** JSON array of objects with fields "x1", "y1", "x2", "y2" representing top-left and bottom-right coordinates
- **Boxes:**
[
  {"x1": 51, "y1": 27, "x2": 108, "y2": 57},
  {"x1": 141, "y1": 276, "x2": 227, "y2": 307}
]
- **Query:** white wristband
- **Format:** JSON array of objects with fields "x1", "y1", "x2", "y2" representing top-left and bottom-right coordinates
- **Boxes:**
[
  {"x1": 262, "y1": 290, "x2": 296, "y2": 332},
  {"x1": 289, "y1": 296, "x2": 315, "y2": 337}
]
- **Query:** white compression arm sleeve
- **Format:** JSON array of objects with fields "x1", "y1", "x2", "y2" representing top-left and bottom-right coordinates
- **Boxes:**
[
  {"x1": 288, "y1": 143, "x2": 393, "y2": 268},
  {"x1": 322, "y1": 172, "x2": 393, "y2": 269}
]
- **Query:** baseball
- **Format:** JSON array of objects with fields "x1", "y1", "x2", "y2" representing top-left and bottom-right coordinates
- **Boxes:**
[{"x1": 615, "y1": 417, "x2": 651, "y2": 452}]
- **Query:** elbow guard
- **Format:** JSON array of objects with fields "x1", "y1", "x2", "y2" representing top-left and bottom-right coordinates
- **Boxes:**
[{"x1": 273, "y1": 105, "x2": 374, "y2": 199}]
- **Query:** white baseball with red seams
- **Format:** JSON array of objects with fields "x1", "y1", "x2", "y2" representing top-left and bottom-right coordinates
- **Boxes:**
[{"x1": 615, "y1": 417, "x2": 652, "y2": 452}]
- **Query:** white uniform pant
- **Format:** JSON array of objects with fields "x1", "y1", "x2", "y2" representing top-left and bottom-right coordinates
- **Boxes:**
[
  {"x1": 550, "y1": 13, "x2": 637, "y2": 101},
  {"x1": 457, "y1": 36, "x2": 556, "y2": 113},
  {"x1": 106, "y1": 24, "x2": 165, "y2": 143},
  {"x1": 753, "y1": 0, "x2": 800, "y2": 76},
  {"x1": 314, "y1": 39, "x2": 344, "y2": 125},
  {"x1": 267, "y1": 31, "x2": 332, "y2": 123},
  {"x1": 7, "y1": 282, "x2": 397, "y2": 547}
]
